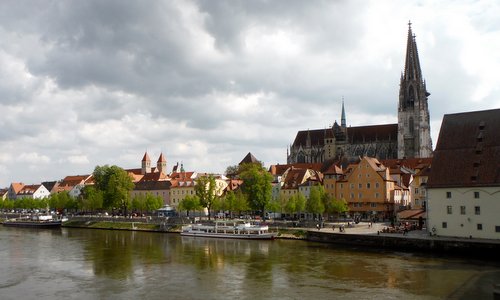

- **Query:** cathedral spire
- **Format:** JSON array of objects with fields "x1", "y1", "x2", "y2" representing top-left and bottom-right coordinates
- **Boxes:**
[
  {"x1": 398, "y1": 21, "x2": 433, "y2": 159},
  {"x1": 341, "y1": 97, "x2": 346, "y2": 128},
  {"x1": 403, "y1": 20, "x2": 422, "y2": 83}
]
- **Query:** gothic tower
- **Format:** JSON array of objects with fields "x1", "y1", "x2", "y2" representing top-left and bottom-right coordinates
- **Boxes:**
[{"x1": 397, "y1": 22, "x2": 433, "y2": 159}]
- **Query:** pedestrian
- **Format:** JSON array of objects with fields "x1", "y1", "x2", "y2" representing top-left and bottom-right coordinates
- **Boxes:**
[
  {"x1": 332, "y1": 224, "x2": 335, "y2": 231},
  {"x1": 316, "y1": 223, "x2": 320, "y2": 230}
]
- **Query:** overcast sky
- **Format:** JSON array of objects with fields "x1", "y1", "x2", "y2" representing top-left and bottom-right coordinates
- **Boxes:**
[{"x1": 1, "y1": 0, "x2": 499, "y2": 187}]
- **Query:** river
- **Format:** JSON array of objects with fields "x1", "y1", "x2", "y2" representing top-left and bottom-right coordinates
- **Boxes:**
[{"x1": 0, "y1": 226, "x2": 498, "y2": 300}]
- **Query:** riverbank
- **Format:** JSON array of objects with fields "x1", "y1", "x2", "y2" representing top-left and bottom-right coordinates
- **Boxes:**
[{"x1": 60, "y1": 219, "x2": 500, "y2": 260}]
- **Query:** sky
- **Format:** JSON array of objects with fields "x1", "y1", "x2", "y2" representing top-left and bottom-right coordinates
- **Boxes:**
[{"x1": 1, "y1": 0, "x2": 499, "y2": 187}]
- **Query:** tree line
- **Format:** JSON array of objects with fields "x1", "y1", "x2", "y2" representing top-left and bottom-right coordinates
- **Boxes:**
[{"x1": 1, "y1": 162, "x2": 348, "y2": 220}]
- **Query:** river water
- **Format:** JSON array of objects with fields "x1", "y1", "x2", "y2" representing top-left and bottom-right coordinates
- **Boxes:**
[{"x1": 0, "y1": 226, "x2": 498, "y2": 300}]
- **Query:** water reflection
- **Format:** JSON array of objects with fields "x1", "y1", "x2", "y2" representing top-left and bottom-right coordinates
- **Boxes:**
[{"x1": 0, "y1": 227, "x2": 498, "y2": 300}]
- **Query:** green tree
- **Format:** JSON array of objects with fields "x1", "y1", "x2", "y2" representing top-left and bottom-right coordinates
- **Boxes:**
[
  {"x1": 131, "y1": 194, "x2": 146, "y2": 214},
  {"x1": 81, "y1": 185, "x2": 104, "y2": 212},
  {"x1": 224, "y1": 165, "x2": 239, "y2": 178},
  {"x1": 93, "y1": 165, "x2": 134, "y2": 215},
  {"x1": 145, "y1": 193, "x2": 163, "y2": 212},
  {"x1": 49, "y1": 191, "x2": 71, "y2": 212},
  {"x1": 306, "y1": 185, "x2": 326, "y2": 219},
  {"x1": 325, "y1": 196, "x2": 349, "y2": 220},
  {"x1": 179, "y1": 195, "x2": 201, "y2": 217},
  {"x1": 195, "y1": 175, "x2": 216, "y2": 219},
  {"x1": 265, "y1": 196, "x2": 281, "y2": 215},
  {"x1": 239, "y1": 163, "x2": 273, "y2": 217}
]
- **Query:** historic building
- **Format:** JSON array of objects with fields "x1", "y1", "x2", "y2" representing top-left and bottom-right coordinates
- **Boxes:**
[
  {"x1": 426, "y1": 109, "x2": 500, "y2": 239},
  {"x1": 287, "y1": 23, "x2": 432, "y2": 164}
]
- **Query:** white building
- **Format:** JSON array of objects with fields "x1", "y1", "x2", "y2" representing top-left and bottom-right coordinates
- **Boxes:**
[
  {"x1": 427, "y1": 109, "x2": 500, "y2": 239},
  {"x1": 16, "y1": 184, "x2": 50, "y2": 200}
]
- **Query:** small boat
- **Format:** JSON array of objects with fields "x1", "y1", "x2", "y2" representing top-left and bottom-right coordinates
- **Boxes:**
[
  {"x1": 2, "y1": 214, "x2": 66, "y2": 228},
  {"x1": 181, "y1": 220, "x2": 277, "y2": 240}
]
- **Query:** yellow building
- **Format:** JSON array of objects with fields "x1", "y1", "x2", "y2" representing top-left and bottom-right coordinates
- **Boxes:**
[{"x1": 336, "y1": 157, "x2": 395, "y2": 221}]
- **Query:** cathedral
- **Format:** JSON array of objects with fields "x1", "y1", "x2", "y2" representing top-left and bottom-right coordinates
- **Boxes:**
[{"x1": 287, "y1": 23, "x2": 433, "y2": 164}]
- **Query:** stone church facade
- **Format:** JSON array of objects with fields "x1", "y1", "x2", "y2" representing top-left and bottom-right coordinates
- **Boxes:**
[{"x1": 287, "y1": 23, "x2": 432, "y2": 164}]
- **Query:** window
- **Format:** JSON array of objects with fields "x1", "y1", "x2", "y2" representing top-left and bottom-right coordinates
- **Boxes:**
[
  {"x1": 415, "y1": 188, "x2": 419, "y2": 194},
  {"x1": 442, "y1": 222, "x2": 447, "y2": 228},
  {"x1": 350, "y1": 184, "x2": 354, "y2": 189},
  {"x1": 358, "y1": 183, "x2": 362, "y2": 189},
  {"x1": 474, "y1": 191, "x2": 480, "y2": 199},
  {"x1": 475, "y1": 206, "x2": 480, "y2": 215},
  {"x1": 447, "y1": 206, "x2": 452, "y2": 214},
  {"x1": 371, "y1": 203, "x2": 377, "y2": 208},
  {"x1": 446, "y1": 192, "x2": 452, "y2": 198},
  {"x1": 340, "y1": 193, "x2": 344, "y2": 199},
  {"x1": 340, "y1": 183, "x2": 343, "y2": 189},
  {"x1": 350, "y1": 193, "x2": 354, "y2": 199},
  {"x1": 367, "y1": 183, "x2": 371, "y2": 189},
  {"x1": 358, "y1": 193, "x2": 362, "y2": 199},
  {"x1": 375, "y1": 192, "x2": 379, "y2": 198},
  {"x1": 375, "y1": 182, "x2": 380, "y2": 188},
  {"x1": 477, "y1": 224, "x2": 483, "y2": 230},
  {"x1": 496, "y1": 226, "x2": 500, "y2": 233},
  {"x1": 460, "y1": 206, "x2": 466, "y2": 215}
]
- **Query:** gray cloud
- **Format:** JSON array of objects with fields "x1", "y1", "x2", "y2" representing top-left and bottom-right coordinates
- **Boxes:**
[{"x1": 0, "y1": 0, "x2": 499, "y2": 186}]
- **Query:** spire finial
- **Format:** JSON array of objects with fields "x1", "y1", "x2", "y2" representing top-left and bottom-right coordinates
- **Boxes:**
[
  {"x1": 341, "y1": 98, "x2": 346, "y2": 128},
  {"x1": 408, "y1": 20, "x2": 412, "y2": 29}
]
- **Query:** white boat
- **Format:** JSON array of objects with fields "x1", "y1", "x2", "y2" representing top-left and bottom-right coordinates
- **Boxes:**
[{"x1": 181, "y1": 220, "x2": 277, "y2": 240}]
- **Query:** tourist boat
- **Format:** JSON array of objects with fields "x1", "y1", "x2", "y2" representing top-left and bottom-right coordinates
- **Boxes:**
[
  {"x1": 2, "y1": 214, "x2": 67, "y2": 228},
  {"x1": 181, "y1": 220, "x2": 277, "y2": 240}
]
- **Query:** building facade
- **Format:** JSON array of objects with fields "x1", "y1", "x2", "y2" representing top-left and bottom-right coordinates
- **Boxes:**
[{"x1": 427, "y1": 109, "x2": 500, "y2": 239}]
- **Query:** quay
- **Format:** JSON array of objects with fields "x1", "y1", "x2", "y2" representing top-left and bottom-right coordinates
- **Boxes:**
[{"x1": 306, "y1": 221, "x2": 500, "y2": 259}]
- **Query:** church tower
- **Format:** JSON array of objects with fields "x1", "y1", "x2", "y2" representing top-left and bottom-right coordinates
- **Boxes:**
[
  {"x1": 141, "y1": 152, "x2": 151, "y2": 175},
  {"x1": 397, "y1": 22, "x2": 433, "y2": 159},
  {"x1": 157, "y1": 152, "x2": 167, "y2": 174}
]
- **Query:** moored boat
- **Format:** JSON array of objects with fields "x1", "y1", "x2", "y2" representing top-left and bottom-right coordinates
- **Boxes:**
[
  {"x1": 2, "y1": 214, "x2": 66, "y2": 228},
  {"x1": 181, "y1": 220, "x2": 277, "y2": 240}
]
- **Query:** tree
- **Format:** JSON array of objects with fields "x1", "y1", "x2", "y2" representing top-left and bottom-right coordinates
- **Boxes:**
[
  {"x1": 145, "y1": 193, "x2": 163, "y2": 212},
  {"x1": 224, "y1": 165, "x2": 239, "y2": 178},
  {"x1": 325, "y1": 196, "x2": 349, "y2": 220},
  {"x1": 295, "y1": 193, "x2": 306, "y2": 219},
  {"x1": 93, "y1": 165, "x2": 134, "y2": 215},
  {"x1": 49, "y1": 191, "x2": 71, "y2": 212},
  {"x1": 239, "y1": 163, "x2": 273, "y2": 216},
  {"x1": 195, "y1": 175, "x2": 216, "y2": 219},
  {"x1": 179, "y1": 195, "x2": 201, "y2": 217},
  {"x1": 81, "y1": 185, "x2": 104, "y2": 212},
  {"x1": 306, "y1": 185, "x2": 325, "y2": 219},
  {"x1": 265, "y1": 196, "x2": 281, "y2": 216},
  {"x1": 131, "y1": 194, "x2": 147, "y2": 214}
]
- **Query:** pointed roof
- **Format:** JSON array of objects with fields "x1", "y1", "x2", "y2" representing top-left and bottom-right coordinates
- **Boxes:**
[
  {"x1": 142, "y1": 152, "x2": 151, "y2": 162},
  {"x1": 403, "y1": 21, "x2": 423, "y2": 82},
  {"x1": 239, "y1": 152, "x2": 259, "y2": 165},
  {"x1": 157, "y1": 152, "x2": 166, "y2": 163},
  {"x1": 10, "y1": 182, "x2": 25, "y2": 194},
  {"x1": 341, "y1": 98, "x2": 346, "y2": 128}
]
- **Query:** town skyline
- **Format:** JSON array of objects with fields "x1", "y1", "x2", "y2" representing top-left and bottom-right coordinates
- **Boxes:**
[{"x1": 1, "y1": 1, "x2": 500, "y2": 187}]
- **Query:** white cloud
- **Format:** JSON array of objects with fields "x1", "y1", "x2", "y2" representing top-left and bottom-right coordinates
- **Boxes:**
[{"x1": 18, "y1": 152, "x2": 51, "y2": 164}]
